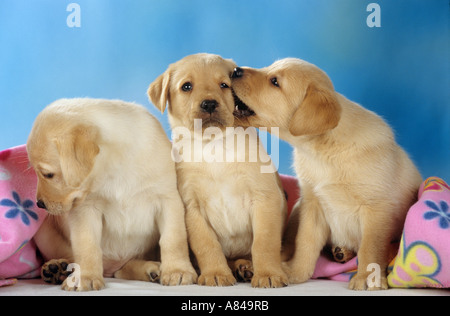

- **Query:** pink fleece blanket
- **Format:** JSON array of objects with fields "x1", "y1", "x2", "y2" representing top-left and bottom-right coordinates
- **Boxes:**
[
  {"x1": 284, "y1": 175, "x2": 450, "y2": 289},
  {"x1": 0, "y1": 144, "x2": 449, "y2": 289},
  {"x1": 0, "y1": 145, "x2": 47, "y2": 286},
  {"x1": 387, "y1": 177, "x2": 450, "y2": 288}
]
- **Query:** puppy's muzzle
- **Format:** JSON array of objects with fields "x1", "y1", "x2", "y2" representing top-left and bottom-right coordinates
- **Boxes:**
[{"x1": 200, "y1": 99, "x2": 218, "y2": 114}]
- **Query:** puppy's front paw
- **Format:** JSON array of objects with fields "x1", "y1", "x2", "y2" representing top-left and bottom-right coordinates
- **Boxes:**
[
  {"x1": 61, "y1": 274, "x2": 105, "y2": 291},
  {"x1": 198, "y1": 271, "x2": 236, "y2": 286},
  {"x1": 349, "y1": 272, "x2": 388, "y2": 291},
  {"x1": 41, "y1": 259, "x2": 71, "y2": 285},
  {"x1": 114, "y1": 260, "x2": 161, "y2": 282},
  {"x1": 161, "y1": 268, "x2": 198, "y2": 286},
  {"x1": 282, "y1": 261, "x2": 312, "y2": 284},
  {"x1": 251, "y1": 271, "x2": 288, "y2": 288}
]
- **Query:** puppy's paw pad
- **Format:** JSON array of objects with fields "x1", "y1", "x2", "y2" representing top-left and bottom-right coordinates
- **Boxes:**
[
  {"x1": 41, "y1": 259, "x2": 71, "y2": 285},
  {"x1": 332, "y1": 246, "x2": 356, "y2": 263},
  {"x1": 233, "y1": 260, "x2": 253, "y2": 282},
  {"x1": 145, "y1": 262, "x2": 161, "y2": 283},
  {"x1": 149, "y1": 271, "x2": 160, "y2": 282}
]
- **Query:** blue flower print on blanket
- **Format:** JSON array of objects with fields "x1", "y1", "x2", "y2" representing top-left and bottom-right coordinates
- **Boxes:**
[
  {"x1": 424, "y1": 200, "x2": 450, "y2": 229},
  {"x1": 0, "y1": 191, "x2": 38, "y2": 226}
]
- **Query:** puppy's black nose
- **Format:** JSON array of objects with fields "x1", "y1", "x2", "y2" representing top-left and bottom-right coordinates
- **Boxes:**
[
  {"x1": 232, "y1": 67, "x2": 244, "y2": 78},
  {"x1": 200, "y1": 100, "x2": 218, "y2": 114},
  {"x1": 36, "y1": 200, "x2": 47, "y2": 210}
]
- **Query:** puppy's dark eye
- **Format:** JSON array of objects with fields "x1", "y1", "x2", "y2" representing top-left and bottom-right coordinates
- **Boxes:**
[
  {"x1": 270, "y1": 77, "x2": 279, "y2": 87},
  {"x1": 220, "y1": 83, "x2": 230, "y2": 89},
  {"x1": 43, "y1": 173, "x2": 54, "y2": 179},
  {"x1": 181, "y1": 82, "x2": 192, "y2": 92}
]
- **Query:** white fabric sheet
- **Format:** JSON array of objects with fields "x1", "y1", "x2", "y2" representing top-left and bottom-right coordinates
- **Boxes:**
[{"x1": 1, "y1": 278, "x2": 449, "y2": 296}]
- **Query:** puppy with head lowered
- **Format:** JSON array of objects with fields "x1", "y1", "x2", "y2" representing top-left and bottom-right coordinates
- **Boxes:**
[
  {"x1": 28, "y1": 98, "x2": 197, "y2": 291},
  {"x1": 148, "y1": 53, "x2": 288, "y2": 288},
  {"x1": 231, "y1": 58, "x2": 422, "y2": 290}
]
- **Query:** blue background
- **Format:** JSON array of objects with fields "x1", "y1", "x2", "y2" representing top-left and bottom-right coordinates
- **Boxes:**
[{"x1": 0, "y1": 0, "x2": 448, "y2": 181}]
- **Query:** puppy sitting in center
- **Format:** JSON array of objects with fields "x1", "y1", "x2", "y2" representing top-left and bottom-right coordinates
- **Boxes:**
[
  {"x1": 148, "y1": 53, "x2": 288, "y2": 288},
  {"x1": 28, "y1": 98, "x2": 197, "y2": 291}
]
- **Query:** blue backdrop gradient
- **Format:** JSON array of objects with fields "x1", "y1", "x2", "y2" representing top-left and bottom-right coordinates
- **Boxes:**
[{"x1": 0, "y1": 0, "x2": 448, "y2": 181}]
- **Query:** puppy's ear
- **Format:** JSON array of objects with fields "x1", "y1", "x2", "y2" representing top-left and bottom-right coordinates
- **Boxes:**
[
  {"x1": 289, "y1": 83, "x2": 341, "y2": 136},
  {"x1": 55, "y1": 125, "x2": 99, "y2": 188},
  {"x1": 148, "y1": 69, "x2": 171, "y2": 113}
]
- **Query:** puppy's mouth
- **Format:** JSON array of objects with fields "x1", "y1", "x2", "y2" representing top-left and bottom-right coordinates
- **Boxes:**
[
  {"x1": 232, "y1": 92, "x2": 255, "y2": 118},
  {"x1": 201, "y1": 116, "x2": 226, "y2": 128}
]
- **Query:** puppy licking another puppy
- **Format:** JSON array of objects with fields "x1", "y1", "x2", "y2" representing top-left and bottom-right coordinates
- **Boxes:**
[{"x1": 231, "y1": 58, "x2": 422, "y2": 290}]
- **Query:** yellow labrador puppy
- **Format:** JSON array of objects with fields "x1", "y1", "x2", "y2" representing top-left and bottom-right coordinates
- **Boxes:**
[
  {"x1": 231, "y1": 58, "x2": 422, "y2": 290},
  {"x1": 148, "y1": 53, "x2": 288, "y2": 288},
  {"x1": 28, "y1": 98, "x2": 197, "y2": 291}
]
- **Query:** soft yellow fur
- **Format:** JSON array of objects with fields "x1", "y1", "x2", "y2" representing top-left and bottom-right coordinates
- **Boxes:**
[
  {"x1": 28, "y1": 98, "x2": 197, "y2": 291},
  {"x1": 148, "y1": 53, "x2": 288, "y2": 288},
  {"x1": 231, "y1": 58, "x2": 422, "y2": 290}
]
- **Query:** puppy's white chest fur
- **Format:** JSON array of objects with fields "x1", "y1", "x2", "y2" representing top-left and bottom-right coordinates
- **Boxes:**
[
  {"x1": 100, "y1": 197, "x2": 159, "y2": 260},
  {"x1": 200, "y1": 173, "x2": 253, "y2": 258},
  {"x1": 178, "y1": 131, "x2": 263, "y2": 260},
  {"x1": 196, "y1": 164, "x2": 254, "y2": 259}
]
